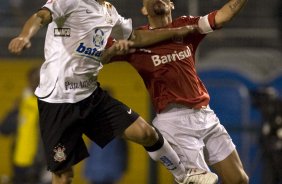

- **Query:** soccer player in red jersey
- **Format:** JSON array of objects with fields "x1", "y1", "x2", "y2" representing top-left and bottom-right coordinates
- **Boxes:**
[{"x1": 103, "y1": 0, "x2": 249, "y2": 183}]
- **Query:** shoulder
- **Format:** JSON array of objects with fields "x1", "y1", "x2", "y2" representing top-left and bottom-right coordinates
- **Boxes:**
[
  {"x1": 44, "y1": 0, "x2": 80, "y2": 14},
  {"x1": 104, "y1": 1, "x2": 117, "y2": 12},
  {"x1": 63, "y1": 0, "x2": 80, "y2": 11},
  {"x1": 173, "y1": 16, "x2": 200, "y2": 26},
  {"x1": 104, "y1": 1, "x2": 114, "y2": 8},
  {"x1": 45, "y1": 0, "x2": 79, "y2": 7},
  {"x1": 104, "y1": 1, "x2": 120, "y2": 18}
]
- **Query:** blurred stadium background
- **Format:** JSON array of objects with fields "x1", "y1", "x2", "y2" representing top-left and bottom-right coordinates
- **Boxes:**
[{"x1": 0, "y1": 0, "x2": 282, "y2": 183}]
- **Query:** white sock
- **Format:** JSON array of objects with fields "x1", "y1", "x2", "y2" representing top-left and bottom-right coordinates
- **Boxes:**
[{"x1": 146, "y1": 137, "x2": 186, "y2": 182}]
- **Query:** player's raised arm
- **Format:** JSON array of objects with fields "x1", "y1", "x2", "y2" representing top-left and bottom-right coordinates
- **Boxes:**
[
  {"x1": 101, "y1": 25, "x2": 198, "y2": 63},
  {"x1": 8, "y1": 9, "x2": 52, "y2": 55},
  {"x1": 215, "y1": 0, "x2": 248, "y2": 28},
  {"x1": 130, "y1": 25, "x2": 198, "y2": 47}
]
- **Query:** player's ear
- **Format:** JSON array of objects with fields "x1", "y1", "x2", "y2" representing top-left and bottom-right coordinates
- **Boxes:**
[
  {"x1": 141, "y1": 6, "x2": 148, "y2": 16},
  {"x1": 170, "y1": 2, "x2": 175, "y2": 10}
]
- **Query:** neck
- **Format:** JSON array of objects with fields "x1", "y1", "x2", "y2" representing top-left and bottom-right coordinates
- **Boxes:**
[{"x1": 148, "y1": 15, "x2": 172, "y2": 29}]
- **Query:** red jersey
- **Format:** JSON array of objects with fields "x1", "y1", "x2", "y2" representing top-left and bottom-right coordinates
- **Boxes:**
[{"x1": 110, "y1": 12, "x2": 217, "y2": 113}]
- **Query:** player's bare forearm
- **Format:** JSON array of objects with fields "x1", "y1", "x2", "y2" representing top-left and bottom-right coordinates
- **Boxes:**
[
  {"x1": 130, "y1": 25, "x2": 197, "y2": 47},
  {"x1": 23, "y1": 10, "x2": 51, "y2": 38},
  {"x1": 100, "y1": 45, "x2": 119, "y2": 64},
  {"x1": 8, "y1": 9, "x2": 51, "y2": 54},
  {"x1": 215, "y1": 0, "x2": 247, "y2": 28}
]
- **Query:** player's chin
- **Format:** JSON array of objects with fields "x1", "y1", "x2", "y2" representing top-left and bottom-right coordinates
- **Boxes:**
[{"x1": 153, "y1": 3, "x2": 169, "y2": 15}]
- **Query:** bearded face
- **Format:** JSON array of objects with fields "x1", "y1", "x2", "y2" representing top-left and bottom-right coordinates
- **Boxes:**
[
  {"x1": 145, "y1": 0, "x2": 172, "y2": 16},
  {"x1": 153, "y1": 0, "x2": 170, "y2": 15}
]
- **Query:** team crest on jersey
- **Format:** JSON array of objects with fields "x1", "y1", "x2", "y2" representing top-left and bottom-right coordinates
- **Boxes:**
[
  {"x1": 54, "y1": 28, "x2": 71, "y2": 37},
  {"x1": 93, "y1": 29, "x2": 104, "y2": 47},
  {"x1": 53, "y1": 144, "x2": 67, "y2": 162},
  {"x1": 74, "y1": 29, "x2": 104, "y2": 59}
]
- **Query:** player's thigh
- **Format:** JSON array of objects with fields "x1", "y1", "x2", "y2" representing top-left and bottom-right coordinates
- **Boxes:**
[
  {"x1": 211, "y1": 150, "x2": 248, "y2": 184},
  {"x1": 52, "y1": 167, "x2": 74, "y2": 184},
  {"x1": 122, "y1": 116, "x2": 157, "y2": 146}
]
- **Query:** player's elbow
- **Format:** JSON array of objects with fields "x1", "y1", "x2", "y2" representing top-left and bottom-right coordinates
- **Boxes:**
[
  {"x1": 35, "y1": 9, "x2": 52, "y2": 26},
  {"x1": 129, "y1": 30, "x2": 152, "y2": 47},
  {"x1": 215, "y1": 15, "x2": 234, "y2": 29}
]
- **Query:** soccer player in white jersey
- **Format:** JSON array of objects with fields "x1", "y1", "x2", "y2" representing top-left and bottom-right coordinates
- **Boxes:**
[
  {"x1": 103, "y1": 0, "x2": 250, "y2": 183},
  {"x1": 7, "y1": 0, "x2": 219, "y2": 183}
]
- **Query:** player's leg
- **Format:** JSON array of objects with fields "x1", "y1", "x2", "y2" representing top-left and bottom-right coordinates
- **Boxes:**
[
  {"x1": 52, "y1": 167, "x2": 74, "y2": 184},
  {"x1": 202, "y1": 107, "x2": 249, "y2": 184},
  {"x1": 38, "y1": 100, "x2": 90, "y2": 184},
  {"x1": 122, "y1": 116, "x2": 218, "y2": 184},
  {"x1": 152, "y1": 105, "x2": 218, "y2": 184},
  {"x1": 122, "y1": 116, "x2": 187, "y2": 183},
  {"x1": 85, "y1": 88, "x2": 217, "y2": 184},
  {"x1": 210, "y1": 150, "x2": 249, "y2": 184},
  {"x1": 122, "y1": 116, "x2": 157, "y2": 146}
]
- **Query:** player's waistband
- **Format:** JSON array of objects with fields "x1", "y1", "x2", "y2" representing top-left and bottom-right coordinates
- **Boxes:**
[{"x1": 158, "y1": 103, "x2": 209, "y2": 116}]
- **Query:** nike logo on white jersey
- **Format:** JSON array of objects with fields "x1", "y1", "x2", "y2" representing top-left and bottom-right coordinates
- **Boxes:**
[
  {"x1": 86, "y1": 9, "x2": 92, "y2": 13},
  {"x1": 127, "y1": 109, "x2": 132, "y2": 114}
]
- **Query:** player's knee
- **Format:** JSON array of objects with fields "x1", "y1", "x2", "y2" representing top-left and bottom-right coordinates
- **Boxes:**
[
  {"x1": 123, "y1": 117, "x2": 158, "y2": 146},
  {"x1": 53, "y1": 167, "x2": 74, "y2": 184},
  {"x1": 137, "y1": 123, "x2": 158, "y2": 146},
  {"x1": 130, "y1": 118, "x2": 158, "y2": 146},
  {"x1": 229, "y1": 171, "x2": 249, "y2": 184},
  {"x1": 240, "y1": 172, "x2": 249, "y2": 184}
]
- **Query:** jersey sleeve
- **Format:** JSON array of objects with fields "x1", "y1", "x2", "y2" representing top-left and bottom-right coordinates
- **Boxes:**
[
  {"x1": 198, "y1": 11, "x2": 218, "y2": 34},
  {"x1": 43, "y1": 0, "x2": 79, "y2": 20},
  {"x1": 111, "y1": 14, "x2": 133, "y2": 40}
]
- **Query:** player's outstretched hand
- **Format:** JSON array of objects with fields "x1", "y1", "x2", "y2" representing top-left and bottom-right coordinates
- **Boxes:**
[
  {"x1": 8, "y1": 37, "x2": 31, "y2": 55},
  {"x1": 101, "y1": 39, "x2": 136, "y2": 64},
  {"x1": 111, "y1": 40, "x2": 136, "y2": 56}
]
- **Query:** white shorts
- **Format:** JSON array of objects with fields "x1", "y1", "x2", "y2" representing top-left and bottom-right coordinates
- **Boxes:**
[{"x1": 153, "y1": 104, "x2": 235, "y2": 171}]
